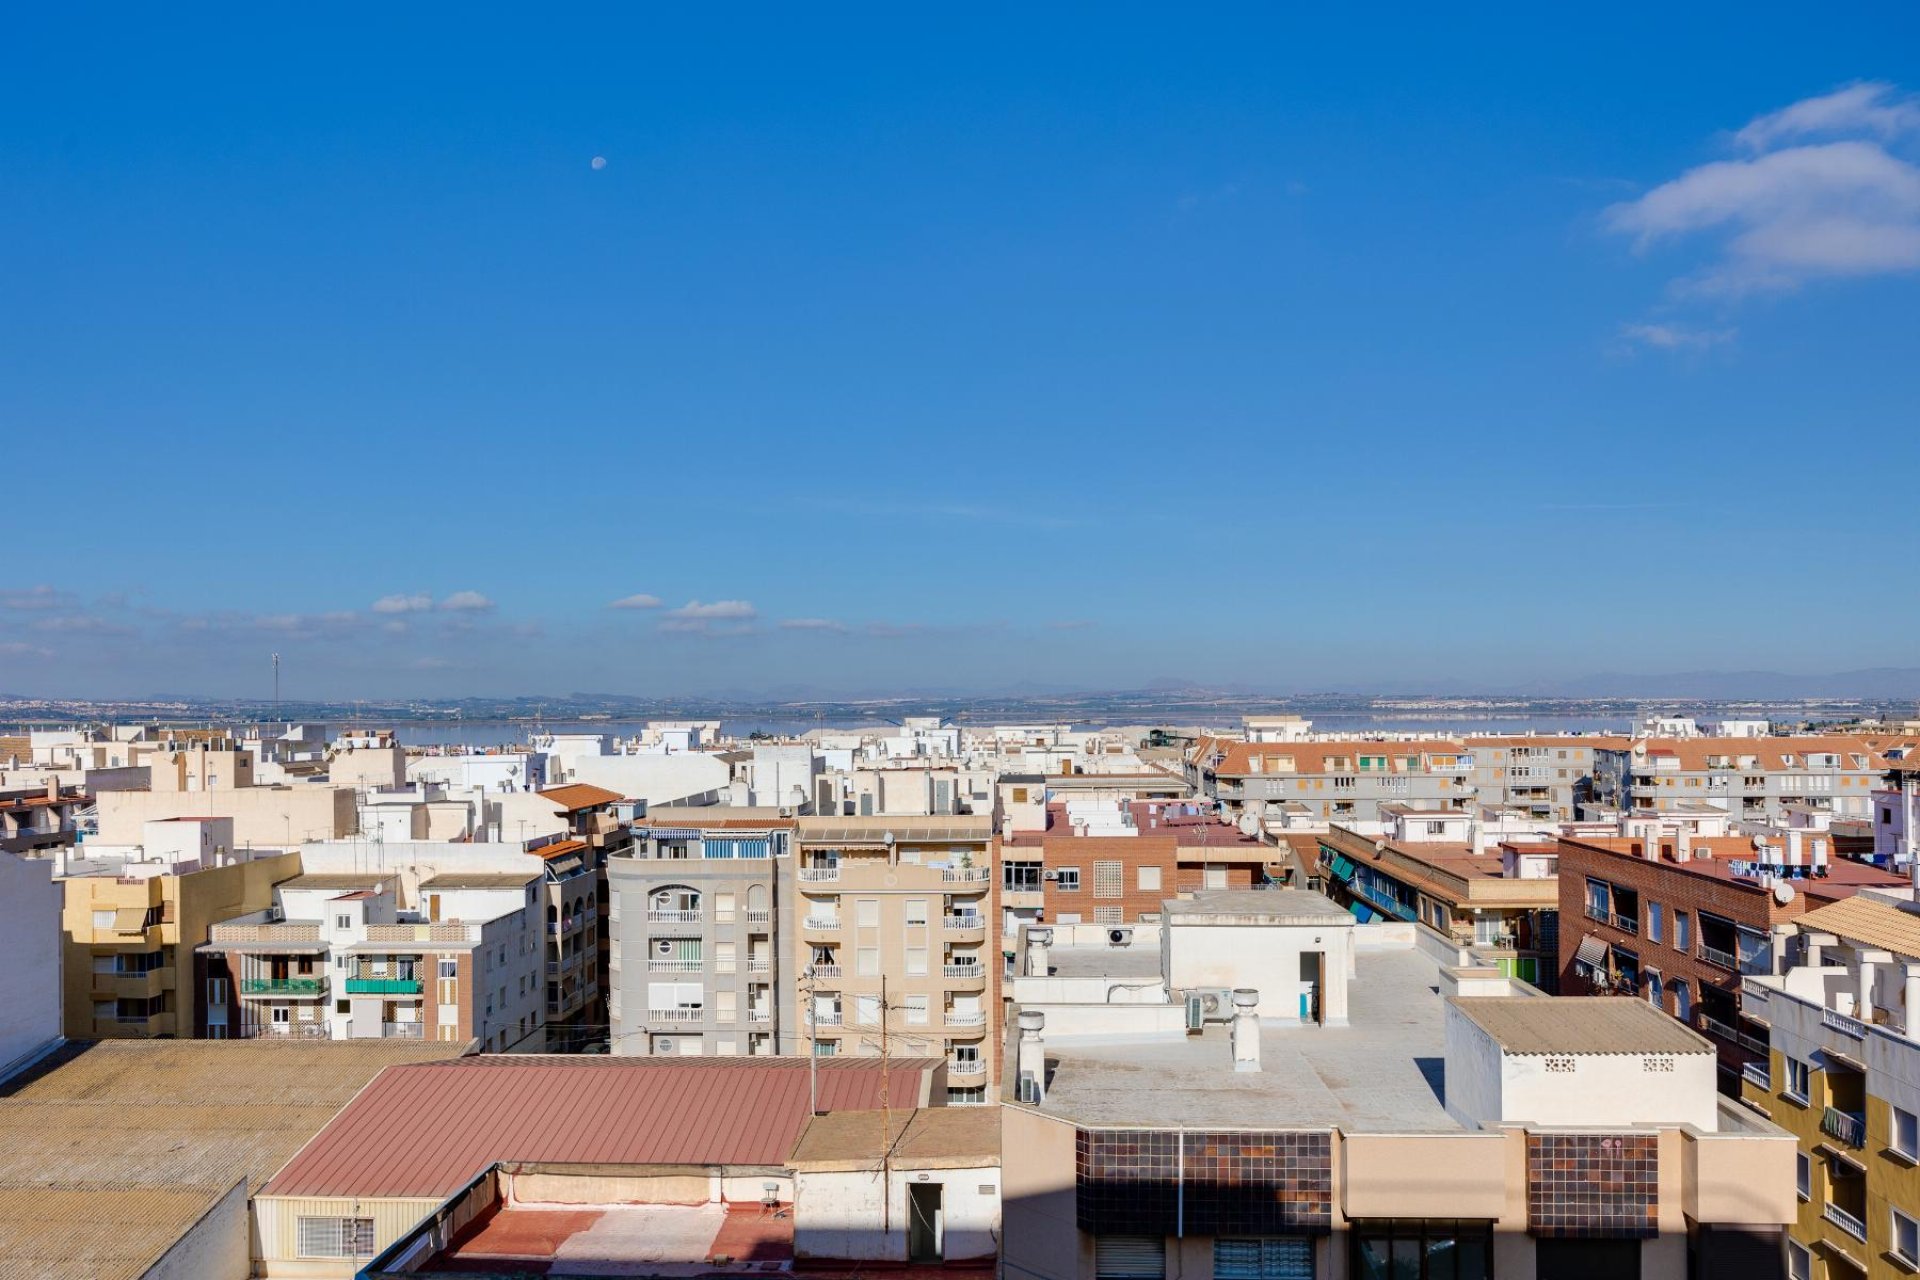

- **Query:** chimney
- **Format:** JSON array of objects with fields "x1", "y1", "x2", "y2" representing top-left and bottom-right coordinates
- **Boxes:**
[
  {"x1": 46, "y1": 777, "x2": 61, "y2": 803},
  {"x1": 1675, "y1": 829, "x2": 1693, "y2": 862},
  {"x1": 1016, "y1": 1010, "x2": 1047, "y2": 1104},
  {"x1": 1231, "y1": 988, "x2": 1261, "y2": 1073},
  {"x1": 1026, "y1": 925, "x2": 1053, "y2": 978}
]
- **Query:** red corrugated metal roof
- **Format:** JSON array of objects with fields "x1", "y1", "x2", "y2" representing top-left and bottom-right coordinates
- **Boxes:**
[{"x1": 262, "y1": 1056, "x2": 938, "y2": 1200}]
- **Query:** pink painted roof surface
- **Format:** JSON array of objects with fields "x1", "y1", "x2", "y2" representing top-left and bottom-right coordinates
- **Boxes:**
[{"x1": 263, "y1": 1056, "x2": 939, "y2": 1200}]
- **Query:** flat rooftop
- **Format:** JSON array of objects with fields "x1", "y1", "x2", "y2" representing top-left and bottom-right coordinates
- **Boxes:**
[
  {"x1": 1162, "y1": 889, "x2": 1354, "y2": 926},
  {"x1": 425, "y1": 1201, "x2": 793, "y2": 1275},
  {"x1": 1030, "y1": 946, "x2": 1457, "y2": 1133},
  {"x1": 1047, "y1": 944, "x2": 1162, "y2": 980}
]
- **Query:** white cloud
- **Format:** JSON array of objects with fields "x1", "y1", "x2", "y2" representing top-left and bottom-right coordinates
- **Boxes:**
[
  {"x1": 1607, "y1": 85, "x2": 1920, "y2": 296},
  {"x1": 780, "y1": 617, "x2": 847, "y2": 632},
  {"x1": 371, "y1": 593, "x2": 433, "y2": 614},
  {"x1": 1618, "y1": 322, "x2": 1736, "y2": 352},
  {"x1": 666, "y1": 599, "x2": 756, "y2": 621},
  {"x1": 608, "y1": 593, "x2": 662, "y2": 610},
  {"x1": 1, "y1": 585, "x2": 70, "y2": 611},
  {"x1": 437, "y1": 591, "x2": 495, "y2": 613},
  {"x1": 0, "y1": 640, "x2": 52, "y2": 658},
  {"x1": 1734, "y1": 82, "x2": 1920, "y2": 152}
]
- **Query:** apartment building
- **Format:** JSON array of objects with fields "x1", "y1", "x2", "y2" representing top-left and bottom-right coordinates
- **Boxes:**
[
  {"x1": 1558, "y1": 830, "x2": 1905, "y2": 1088},
  {"x1": 1186, "y1": 737, "x2": 1476, "y2": 826},
  {"x1": 1002, "y1": 901, "x2": 1798, "y2": 1280},
  {"x1": 1318, "y1": 813, "x2": 1561, "y2": 987},
  {"x1": 999, "y1": 799, "x2": 1272, "y2": 933},
  {"x1": 793, "y1": 815, "x2": 999, "y2": 1101},
  {"x1": 94, "y1": 739, "x2": 359, "y2": 849},
  {"x1": 1469, "y1": 735, "x2": 1626, "y2": 820},
  {"x1": 1740, "y1": 892, "x2": 1920, "y2": 1280},
  {"x1": 56, "y1": 818, "x2": 301, "y2": 1039},
  {"x1": 528, "y1": 834, "x2": 603, "y2": 1048},
  {"x1": 607, "y1": 806, "x2": 796, "y2": 1057},
  {"x1": 202, "y1": 869, "x2": 545, "y2": 1049},
  {"x1": 0, "y1": 848, "x2": 60, "y2": 1078},
  {"x1": 1871, "y1": 757, "x2": 1920, "y2": 870},
  {"x1": 1594, "y1": 736, "x2": 1914, "y2": 827},
  {"x1": 0, "y1": 779, "x2": 88, "y2": 853}
]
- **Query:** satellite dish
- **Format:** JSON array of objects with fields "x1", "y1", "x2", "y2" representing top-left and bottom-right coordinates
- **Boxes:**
[
  {"x1": 1238, "y1": 814, "x2": 1260, "y2": 838},
  {"x1": 1753, "y1": 836, "x2": 1769, "y2": 852},
  {"x1": 1631, "y1": 741, "x2": 1648, "y2": 758},
  {"x1": 1773, "y1": 880, "x2": 1796, "y2": 906}
]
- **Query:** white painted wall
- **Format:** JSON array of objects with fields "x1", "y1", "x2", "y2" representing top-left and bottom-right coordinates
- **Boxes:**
[
  {"x1": 795, "y1": 1165, "x2": 1000, "y2": 1262},
  {"x1": 565, "y1": 753, "x2": 730, "y2": 806},
  {"x1": 1164, "y1": 921, "x2": 1352, "y2": 1023},
  {"x1": 0, "y1": 850, "x2": 61, "y2": 1076}
]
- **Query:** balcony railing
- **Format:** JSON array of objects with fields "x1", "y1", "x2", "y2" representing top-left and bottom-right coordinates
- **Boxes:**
[
  {"x1": 1742, "y1": 1061, "x2": 1771, "y2": 1091},
  {"x1": 943, "y1": 963, "x2": 985, "y2": 979},
  {"x1": 242, "y1": 1021, "x2": 329, "y2": 1039},
  {"x1": 1822, "y1": 1007, "x2": 1868, "y2": 1039},
  {"x1": 748, "y1": 959, "x2": 771, "y2": 973},
  {"x1": 382, "y1": 1022, "x2": 424, "y2": 1039},
  {"x1": 1697, "y1": 1013, "x2": 1738, "y2": 1042},
  {"x1": 649, "y1": 1007, "x2": 703, "y2": 1022},
  {"x1": 804, "y1": 916, "x2": 841, "y2": 931},
  {"x1": 1740, "y1": 978, "x2": 1771, "y2": 1005},
  {"x1": 809, "y1": 964, "x2": 842, "y2": 979},
  {"x1": 1823, "y1": 1202, "x2": 1867, "y2": 1242},
  {"x1": 345, "y1": 976, "x2": 422, "y2": 994},
  {"x1": 745, "y1": 910, "x2": 771, "y2": 926},
  {"x1": 798, "y1": 867, "x2": 841, "y2": 883},
  {"x1": 748, "y1": 1009, "x2": 771, "y2": 1023},
  {"x1": 241, "y1": 977, "x2": 327, "y2": 997},
  {"x1": 809, "y1": 1011, "x2": 843, "y2": 1026},
  {"x1": 948, "y1": 1058, "x2": 987, "y2": 1077},
  {"x1": 1821, "y1": 1107, "x2": 1867, "y2": 1149},
  {"x1": 1699, "y1": 943, "x2": 1737, "y2": 971},
  {"x1": 942, "y1": 868, "x2": 991, "y2": 883},
  {"x1": 942, "y1": 915, "x2": 986, "y2": 933},
  {"x1": 946, "y1": 1011, "x2": 987, "y2": 1027},
  {"x1": 648, "y1": 959, "x2": 703, "y2": 972},
  {"x1": 646, "y1": 910, "x2": 701, "y2": 923}
]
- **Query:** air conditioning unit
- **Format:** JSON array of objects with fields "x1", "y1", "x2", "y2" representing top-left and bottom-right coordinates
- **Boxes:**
[
  {"x1": 1107, "y1": 927, "x2": 1134, "y2": 948},
  {"x1": 1043, "y1": 870, "x2": 1060, "y2": 881},
  {"x1": 1183, "y1": 988, "x2": 1234, "y2": 1031}
]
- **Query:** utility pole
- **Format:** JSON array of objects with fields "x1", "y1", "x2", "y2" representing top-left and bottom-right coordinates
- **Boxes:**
[
  {"x1": 272, "y1": 653, "x2": 280, "y2": 713},
  {"x1": 879, "y1": 972, "x2": 891, "y2": 1238}
]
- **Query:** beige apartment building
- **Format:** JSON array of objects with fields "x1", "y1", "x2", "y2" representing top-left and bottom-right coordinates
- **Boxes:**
[
  {"x1": 95, "y1": 740, "x2": 358, "y2": 849},
  {"x1": 793, "y1": 815, "x2": 999, "y2": 1101},
  {"x1": 56, "y1": 819, "x2": 301, "y2": 1039}
]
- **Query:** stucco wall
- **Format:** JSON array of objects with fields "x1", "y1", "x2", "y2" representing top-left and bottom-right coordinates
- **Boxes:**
[
  {"x1": 1000, "y1": 1106, "x2": 1082, "y2": 1280},
  {"x1": 0, "y1": 851, "x2": 61, "y2": 1074},
  {"x1": 146, "y1": 1178, "x2": 250, "y2": 1280},
  {"x1": 794, "y1": 1164, "x2": 999, "y2": 1261}
]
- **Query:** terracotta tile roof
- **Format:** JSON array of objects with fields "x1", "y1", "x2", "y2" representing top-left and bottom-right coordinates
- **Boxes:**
[
  {"x1": 537, "y1": 782, "x2": 626, "y2": 811},
  {"x1": 263, "y1": 1056, "x2": 941, "y2": 1200},
  {"x1": 532, "y1": 838, "x2": 590, "y2": 860},
  {"x1": 1792, "y1": 895, "x2": 1920, "y2": 957},
  {"x1": 1619, "y1": 734, "x2": 1913, "y2": 772}
]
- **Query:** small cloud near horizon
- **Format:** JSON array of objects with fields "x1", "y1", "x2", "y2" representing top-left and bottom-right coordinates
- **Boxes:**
[
  {"x1": 608, "y1": 593, "x2": 662, "y2": 610},
  {"x1": 437, "y1": 591, "x2": 495, "y2": 613}
]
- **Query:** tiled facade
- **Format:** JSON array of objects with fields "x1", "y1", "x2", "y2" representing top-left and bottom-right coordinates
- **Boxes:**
[
  {"x1": 1526, "y1": 1132, "x2": 1659, "y2": 1238},
  {"x1": 1075, "y1": 1129, "x2": 1333, "y2": 1236}
]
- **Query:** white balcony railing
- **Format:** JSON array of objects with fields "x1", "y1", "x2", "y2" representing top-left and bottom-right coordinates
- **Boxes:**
[
  {"x1": 1822, "y1": 1007, "x2": 1868, "y2": 1038},
  {"x1": 798, "y1": 867, "x2": 841, "y2": 883},
  {"x1": 810, "y1": 964, "x2": 843, "y2": 979},
  {"x1": 942, "y1": 915, "x2": 986, "y2": 932},
  {"x1": 1823, "y1": 1202, "x2": 1867, "y2": 1242},
  {"x1": 745, "y1": 911, "x2": 771, "y2": 925},
  {"x1": 943, "y1": 963, "x2": 985, "y2": 979},
  {"x1": 942, "y1": 868, "x2": 991, "y2": 883},
  {"x1": 647, "y1": 910, "x2": 701, "y2": 923},
  {"x1": 946, "y1": 1011, "x2": 987, "y2": 1027},
  {"x1": 948, "y1": 1058, "x2": 987, "y2": 1077},
  {"x1": 648, "y1": 959, "x2": 703, "y2": 973},
  {"x1": 649, "y1": 1007, "x2": 704, "y2": 1022},
  {"x1": 1741, "y1": 1060, "x2": 1770, "y2": 1091},
  {"x1": 749, "y1": 959, "x2": 771, "y2": 973},
  {"x1": 810, "y1": 1011, "x2": 843, "y2": 1026},
  {"x1": 804, "y1": 916, "x2": 841, "y2": 931}
]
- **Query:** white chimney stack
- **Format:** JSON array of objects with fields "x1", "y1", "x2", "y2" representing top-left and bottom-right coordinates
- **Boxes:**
[
  {"x1": 1026, "y1": 925, "x2": 1053, "y2": 978},
  {"x1": 1231, "y1": 988, "x2": 1261, "y2": 1073},
  {"x1": 1016, "y1": 1010, "x2": 1047, "y2": 1104}
]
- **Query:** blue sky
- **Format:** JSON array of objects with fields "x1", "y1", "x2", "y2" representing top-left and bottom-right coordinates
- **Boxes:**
[{"x1": 4, "y1": 5, "x2": 1919, "y2": 699}]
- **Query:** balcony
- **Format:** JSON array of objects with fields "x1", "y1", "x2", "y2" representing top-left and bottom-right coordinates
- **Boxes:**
[
  {"x1": 748, "y1": 958, "x2": 771, "y2": 973},
  {"x1": 803, "y1": 916, "x2": 842, "y2": 933},
  {"x1": 1822, "y1": 1007, "x2": 1868, "y2": 1039},
  {"x1": 646, "y1": 910, "x2": 701, "y2": 924},
  {"x1": 241, "y1": 976, "x2": 328, "y2": 998},
  {"x1": 945, "y1": 1010, "x2": 987, "y2": 1027},
  {"x1": 809, "y1": 1010, "x2": 843, "y2": 1027},
  {"x1": 948, "y1": 1058, "x2": 987, "y2": 1078},
  {"x1": 1583, "y1": 904, "x2": 1638, "y2": 935},
  {"x1": 649, "y1": 1007, "x2": 704, "y2": 1022},
  {"x1": 798, "y1": 867, "x2": 841, "y2": 883},
  {"x1": 942, "y1": 868, "x2": 991, "y2": 884},
  {"x1": 1821, "y1": 1107, "x2": 1867, "y2": 1149},
  {"x1": 90, "y1": 968, "x2": 174, "y2": 999},
  {"x1": 648, "y1": 959, "x2": 703, "y2": 973},
  {"x1": 1741, "y1": 1061, "x2": 1770, "y2": 1091},
  {"x1": 1699, "y1": 943, "x2": 1737, "y2": 971},
  {"x1": 1823, "y1": 1202, "x2": 1867, "y2": 1242},
  {"x1": 942, "y1": 963, "x2": 986, "y2": 983},
  {"x1": 809, "y1": 964, "x2": 843, "y2": 979},
  {"x1": 92, "y1": 1011, "x2": 176, "y2": 1037},
  {"x1": 345, "y1": 976, "x2": 423, "y2": 994},
  {"x1": 548, "y1": 915, "x2": 587, "y2": 935},
  {"x1": 382, "y1": 1022, "x2": 424, "y2": 1039},
  {"x1": 747, "y1": 1008, "x2": 771, "y2": 1023},
  {"x1": 942, "y1": 915, "x2": 987, "y2": 937},
  {"x1": 714, "y1": 959, "x2": 737, "y2": 975},
  {"x1": 745, "y1": 910, "x2": 771, "y2": 927},
  {"x1": 239, "y1": 1021, "x2": 329, "y2": 1039}
]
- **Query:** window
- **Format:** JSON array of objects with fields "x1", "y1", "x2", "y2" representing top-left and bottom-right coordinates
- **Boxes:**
[
  {"x1": 1796, "y1": 1151, "x2": 1810, "y2": 1200},
  {"x1": 857, "y1": 946, "x2": 880, "y2": 976},
  {"x1": 439, "y1": 958, "x2": 458, "y2": 979},
  {"x1": 905, "y1": 994, "x2": 929, "y2": 1026},
  {"x1": 856, "y1": 900, "x2": 880, "y2": 928},
  {"x1": 296, "y1": 1216, "x2": 375, "y2": 1259},
  {"x1": 1647, "y1": 902, "x2": 1663, "y2": 944},
  {"x1": 1212, "y1": 1238, "x2": 1313, "y2": 1279},
  {"x1": 1788, "y1": 1239, "x2": 1810, "y2": 1280},
  {"x1": 1095, "y1": 1235, "x2": 1166, "y2": 1280},
  {"x1": 1674, "y1": 912, "x2": 1691, "y2": 952},
  {"x1": 335, "y1": 914, "x2": 351, "y2": 930},
  {"x1": 207, "y1": 977, "x2": 229, "y2": 1004},
  {"x1": 905, "y1": 899, "x2": 928, "y2": 926},
  {"x1": 1004, "y1": 861, "x2": 1043, "y2": 893},
  {"x1": 1896, "y1": 1107, "x2": 1919, "y2": 1159},
  {"x1": 1896, "y1": 1209, "x2": 1920, "y2": 1266},
  {"x1": 1352, "y1": 1220, "x2": 1491, "y2": 1279},
  {"x1": 814, "y1": 1039, "x2": 838, "y2": 1057},
  {"x1": 1784, "y1": 1055, "x2": 1810, "y2": 1102},
  {"x1": 906, "y1": 946, "x2": 928, "y2": 976},
  {"x1": 1093, "y1": 861, "x2": 1124, "y2": 898},
  {"x1": 1056, "y1": 867, "x2": 1081, "y2": 892},
  {"x1": 1138, "y1": 866, "x2": 1162, "y2": 892}
]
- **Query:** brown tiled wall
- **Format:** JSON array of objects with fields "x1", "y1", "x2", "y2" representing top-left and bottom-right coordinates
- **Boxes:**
[
  {"x1": 1075, "y1": 1128, "x2": 1332, "y2": 1235},
  {"x1": 1526, "y1": 1132, "x2": 1658, "y2": 1239}
]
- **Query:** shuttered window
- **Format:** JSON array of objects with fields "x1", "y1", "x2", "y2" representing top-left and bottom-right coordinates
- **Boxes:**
[
  {"x1": 1095, "y1": 1235, "x2": 1165, "y2": 1280},
  {"x1": 296, "y1": 1216, "x2": 376, "y2": 1258},
  {"x1": 1214, "y1": 1238, "x2": 1313, "y2": 1279}
]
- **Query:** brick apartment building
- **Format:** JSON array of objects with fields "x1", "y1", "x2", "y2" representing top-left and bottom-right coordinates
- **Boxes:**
[{"x1": 1557, "y1": 830, "x2": 1905, "y2": 1088}]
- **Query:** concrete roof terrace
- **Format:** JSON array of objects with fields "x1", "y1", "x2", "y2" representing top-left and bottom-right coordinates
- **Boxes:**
[{"x1": 1027, "y1": 945, "x2": 1458, "y2": 1133}]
